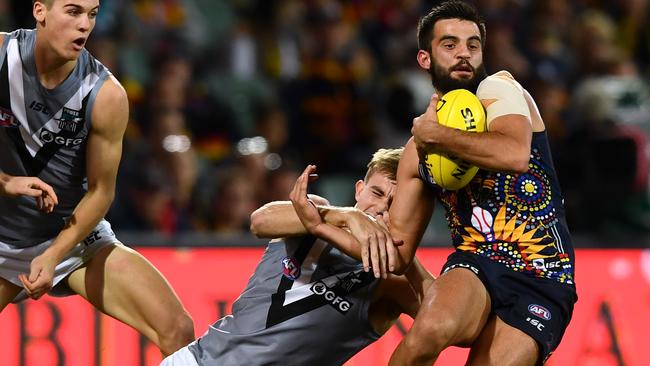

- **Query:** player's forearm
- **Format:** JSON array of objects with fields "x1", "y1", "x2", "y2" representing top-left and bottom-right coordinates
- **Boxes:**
[
  {"x1": 311, "y1": 222, "x2": 363, "y2": 261},
  {"x1": 388, "y1": 174, "x2": 434, "y2": 274},
  {"x1": 43, "y1": 188, "x2": 113, "y2": 262},
  {"x1": 323, "y1": 206, "x2": 411, "y2": 276},
  {"x1": 388, "y1": 213, "x2": 433, "y2": 275},
  {"x1": 250, "y1": 201, "x2": 365, "y2": 260},
  {"x1": 251, "y1": 202, "x2": 357, "y2": 238},
  {"x1": 320, "y1": 206, "x2": 360, "y2": 228},
  {"x1": 250, "y1": 201, "x2": 307, "y2": 238},
  {"x1": 251, "y1": 202, "x2": 368, "y2": 260},
  {"x1": 403, "y1": 257, "x2": 435, "y2": 302},
  {"x1": 390, "y1": 236, "x2": 417, "y2": 275},
  {"x1": 422, "y1": 122, "x2": 530, "y2": 173}
]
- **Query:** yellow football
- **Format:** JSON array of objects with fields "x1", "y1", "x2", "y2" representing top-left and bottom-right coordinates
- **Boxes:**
[{"x1": 424, "y1": 89, "x2": 486, "y2": 190}]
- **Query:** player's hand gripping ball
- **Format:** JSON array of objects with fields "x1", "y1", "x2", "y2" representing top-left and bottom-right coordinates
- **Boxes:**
[{"x1": 424, "y1": 89, "x2": 486, "y2": 190}]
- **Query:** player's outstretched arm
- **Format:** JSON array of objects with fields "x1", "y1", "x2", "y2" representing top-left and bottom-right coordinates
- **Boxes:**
[
  {"x1": 250, "y1": 193, "x2": 331, "y2": 238},
  {"x1": 388, "y1": 139, "x2": 435, "y2": 275},
  {"x1": 252, "y1": 198, "x2": 395, "y2": 278},
  {"x1": 293, "y1": 165, "x2": 400, "y2": 278},
  {"x1": 290, "y1": 166, "x2": 385, "y2": 276},
  {"x1": 250, "y1": 168, "x2": 382, "y2": 243},
  {"x1": 19, "y1": 77, "x2": 128, "y2": 299},
  {"x1": 252, "y1": 195, "x2": 392, "y2": 267}
]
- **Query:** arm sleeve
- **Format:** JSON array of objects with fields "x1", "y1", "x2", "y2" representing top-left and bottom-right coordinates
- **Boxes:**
[{"x1": 476, "y1": 71, "x2": 532, "y2": 129}]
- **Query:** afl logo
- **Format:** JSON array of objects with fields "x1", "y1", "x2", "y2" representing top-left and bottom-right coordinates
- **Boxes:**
[
  {"x1": 0, "y1": 107, "x2": 17, "y2": 127},
  {"x1": 281, "y1": 256, "x2": 301, "y2": 280},
  {"x1": 528, "y1": 304, "x2": 552, "y2": 320}
]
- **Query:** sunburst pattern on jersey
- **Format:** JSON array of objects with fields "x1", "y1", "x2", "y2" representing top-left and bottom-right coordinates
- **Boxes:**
[
  {"x1": 458, "y1": 204, "x2": 550, "y2": 256},
  {"x1": 457, "y1": 204, "x2": 573, "y2": 283},
  {"x1": 493, "y1": 148, "x2": 557, "y2": 228}
]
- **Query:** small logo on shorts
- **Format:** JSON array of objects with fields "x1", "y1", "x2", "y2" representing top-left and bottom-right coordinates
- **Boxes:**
[
  {"x1": 526, "y1": 317, "x2": 545, "y2": 332},
  {"x1": 528, "y1": 304, "x2": 552, "y2": 320},
  {"x1": 281, "y1": 256, "x2": 301, "y2": 280},
  {"x1": 83, "y1": 230, "x2": 103, "y2": 246}
]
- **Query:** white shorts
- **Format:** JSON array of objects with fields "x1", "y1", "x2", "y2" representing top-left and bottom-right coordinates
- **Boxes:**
[
  {"x1": 160, "y1": 344, "x2": 199, "y2": 366},
  {"x1": 0, "y1": 219, "x2": 120, "y2": 302}
]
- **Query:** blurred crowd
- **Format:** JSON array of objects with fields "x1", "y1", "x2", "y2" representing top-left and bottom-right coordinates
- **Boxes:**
[{"x1": 2, "y1": 0, "x2": 650, "y2": 239}]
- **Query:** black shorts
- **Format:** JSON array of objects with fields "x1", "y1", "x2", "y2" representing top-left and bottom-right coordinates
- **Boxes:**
[{"x1": 441, "y1": 251, "x2": 578, "y2": 364}]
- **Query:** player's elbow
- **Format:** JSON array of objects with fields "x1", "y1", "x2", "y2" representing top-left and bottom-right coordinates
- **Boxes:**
[
  {"x1": 88, "y1": 184, "x2": 116, "y2": 211},
  {"x1": 510, "y1": 152, "x2": 530, "y2": 173},
  {"x1": 391, "y1": 263, "x2": 409, "y2": 276},
  {"x1": 390, "y1": 257, "x2": 413, "y2": 276},
  {"x1": 391, "y1": 264, "x2": 408, "y2": 276},
  {"x1": 249, "y1": 207, "x2": 268, "y2": 237},
  {"x1": 501, "y1": 147, "x2": 530, "y2": 173},
  {"x1": 106, "y1": 189, "x2": 116, "y2": 203}
]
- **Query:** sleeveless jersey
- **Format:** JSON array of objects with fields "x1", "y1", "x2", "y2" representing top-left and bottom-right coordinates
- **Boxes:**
[
  {"x1": 0, "y1": 29, "x2": 111, "y2": 247},
  {"x1": 189, "y1": 236, "x2": 380, "y2": 365},
  {"x1": 420, "y1": 132, "x2": 575, "y2": 285}
]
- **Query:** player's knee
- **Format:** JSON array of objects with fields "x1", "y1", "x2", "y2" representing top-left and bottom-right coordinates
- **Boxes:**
[
  {"x1": 158, "y1": 311, "x2": 195, "y2": 355},
  {"x1": 409, "y1": 315, "x2": 458, "y2": 353},
  {"x1": 170, "y1": 311, "x2": 195, "y2": 342},
  {"x1": 400, "y1": 331, "x2": 441, "y2": 362}
]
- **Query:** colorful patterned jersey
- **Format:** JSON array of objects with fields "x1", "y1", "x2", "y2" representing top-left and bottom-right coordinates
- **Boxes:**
[{"x1": 419, "y1": 131, "x2": 575, "y2": 284}]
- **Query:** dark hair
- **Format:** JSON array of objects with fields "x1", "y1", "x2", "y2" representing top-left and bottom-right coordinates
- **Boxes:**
[{"x1": 417, "y1": 0, "x2": 486, "y2": 53}]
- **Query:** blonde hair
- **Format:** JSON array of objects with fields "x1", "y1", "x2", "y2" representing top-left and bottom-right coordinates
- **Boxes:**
[{"x1": 364, "y1": 148, "x2": 403, "y2": 182}]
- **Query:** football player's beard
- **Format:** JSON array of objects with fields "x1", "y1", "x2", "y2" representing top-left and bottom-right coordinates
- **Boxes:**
[{"x1": 429, "y1": 59, "x2": 487, "y2": 95}]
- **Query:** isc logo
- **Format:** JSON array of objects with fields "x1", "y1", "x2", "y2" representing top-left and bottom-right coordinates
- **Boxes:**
[
  {"x1": 526, "y1": 317, "x2": 545, "y2": 332},
  {"x1": 83, "y1": 230, "x2": 102, "y2": 246},
  {"x1": 528, "y1": 304, "x2": 552, "y2": 320}
]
